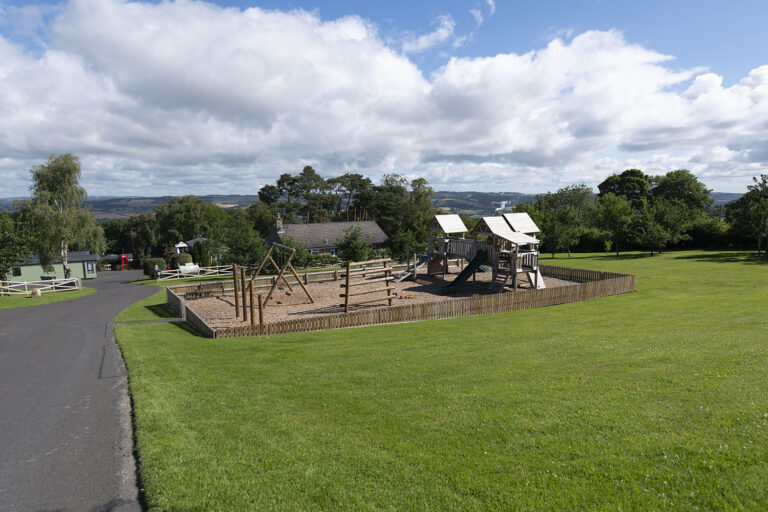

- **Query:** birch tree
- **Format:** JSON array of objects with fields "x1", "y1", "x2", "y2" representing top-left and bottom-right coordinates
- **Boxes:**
[{"x1": 22, "y1": 154, "x2": 105, "y2": 274}]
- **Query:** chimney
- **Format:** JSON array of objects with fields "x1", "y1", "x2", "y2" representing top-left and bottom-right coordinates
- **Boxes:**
[{"x1": 276, "y1": 212, "x2": 284, "y2": 233}]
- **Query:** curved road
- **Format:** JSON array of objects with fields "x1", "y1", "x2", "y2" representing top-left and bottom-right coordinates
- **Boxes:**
[{"x1": 0, "y1": 271, "x2": 155, "y2": 511}]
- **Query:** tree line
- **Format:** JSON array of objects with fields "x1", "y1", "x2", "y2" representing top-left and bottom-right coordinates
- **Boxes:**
[
  {"x1": 98, "y1": 165, "x2": 437, "y2": 266},
  {"x1": 3, "y1": 154, "x2": 768, "y2": 282},
  {"x1": 513, "y1": 169, "x2": 768, "y2": 257}
]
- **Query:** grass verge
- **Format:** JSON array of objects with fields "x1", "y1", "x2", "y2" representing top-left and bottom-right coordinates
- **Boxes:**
[
  {"x1": 115, "y1": 282, "x2": 175, "y2": 323},
  {"x1": 0, "y1": 287, "x2": 95, "y2": 310},
  {"x1": 116, "y1": 250, "x2": 768, "y2": 510}
]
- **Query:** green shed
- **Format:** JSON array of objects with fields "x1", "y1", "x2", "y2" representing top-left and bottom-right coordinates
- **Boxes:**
[{"x1": 9, "y1": 251, "x2": 99, "y2": 282}]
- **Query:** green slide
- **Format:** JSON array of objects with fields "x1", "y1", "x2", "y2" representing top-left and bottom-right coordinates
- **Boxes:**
[{"x1": 443, "y1": 250, "x2": 488, "y2": 294}]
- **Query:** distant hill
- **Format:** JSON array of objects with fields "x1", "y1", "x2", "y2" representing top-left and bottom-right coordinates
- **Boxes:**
[
  {"x1": 431, "y1": 191, "x2": 537, "y2": 216},
  {"x1": 710, "y1": 192, "x2": 743, "y2": 206},
  {"x1": 0, "y1": 190, "x2": 744, "y2": 220},
  {"x1": 0, "y1": 195, "x2": 260, "y2": 220}
]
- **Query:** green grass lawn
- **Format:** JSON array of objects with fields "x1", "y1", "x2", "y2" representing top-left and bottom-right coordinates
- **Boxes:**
[
  {"x1": 0, "y1": 286, "x2": 95, "y2": 310},
  {"x1": 116, "y1": 250, "x2": 768, "y2": 510},
  {"x1": 115, "y1": 282, "x2": 175, "y2": 323}
]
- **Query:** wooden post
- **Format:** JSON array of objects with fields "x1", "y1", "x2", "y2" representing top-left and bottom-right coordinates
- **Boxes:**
[
  {"x1": 443, "y1": 254, "x2": 448, "y2": 279},
  {"x1": 344, "y1": 260, "x2": 351, "y2": 313},
  {"x1": 241, "y1": 267, "x2": 248, "y2": 321},
  {"x1": 385, "y1": 260, "x2": 392, "y2": 306},
  {"x1": 232, "y1": 264, "x2": 240, "y2": 318},
  {"x1": 412, "y1": 253, "x2": 417, "y2": 281},
  {"x1": 249, "y1": 282, "x2": 255, "y2": 327},
  {"x1": 258, "y1": 294, "x2": 264, "y2": 335},
  {"x1": 284, "y1": 256, "x2": 314, "y2": 303}
]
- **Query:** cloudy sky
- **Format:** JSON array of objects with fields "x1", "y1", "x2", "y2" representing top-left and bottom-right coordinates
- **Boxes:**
[{"x1": 1, "y1": 0, "x2": 767, "y2": 197}]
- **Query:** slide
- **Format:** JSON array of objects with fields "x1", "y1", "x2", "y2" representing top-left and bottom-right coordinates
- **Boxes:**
[{"x1": 443, "y1": 250, "x2": 488, "y2": 294}]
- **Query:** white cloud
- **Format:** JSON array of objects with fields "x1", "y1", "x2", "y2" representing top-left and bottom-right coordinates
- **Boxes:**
[
  {"x1": 470, "y1": 8, "x2": 484, "y2": 27},
  {"x1": 0, "y1": 0, "x2": 767, "y2": 197},
  {"x1": 402, "y1": 14, "x2": 455, "y2": 54},
  {"x1": 486, "y1": 0, "x2": 496, "y2": 16}
]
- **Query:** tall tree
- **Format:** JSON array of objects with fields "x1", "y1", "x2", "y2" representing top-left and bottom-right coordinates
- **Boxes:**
[
  {"x1": 126, "y1": 212, "x2": 158, "y2": 258},
  {"x1": 246, "y1": 201, "x2": 278, "y2": 238},
  {"x1": 155, "y1": 195, "x2": 225, "y2": 249},
  {"x1": 598, "y1": 169, "x2": 651, "y2": 210},
  {"x1": 516, "y1": 185, "x2": 594, "y2": 257},
  {"x1": 651, "y1": 169, "x2": 713, "y2": 213},
  {"x1": 221, "y1": 209, "x2": 266, "y2": 265},
  {"x1": 0, "y1": 212, "x2": 29, "y2": 281},
  {"x1": 725, "y1": 175, "x2": 768, "y2": 254},
  {"x1": 595, "y1": 193, "x2": 633, "y2": 255},
  {"x1": 21, "y1": 154, "x2": 105, "y2": 274}
]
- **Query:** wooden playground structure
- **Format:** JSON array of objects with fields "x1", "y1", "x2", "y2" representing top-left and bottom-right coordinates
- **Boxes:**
[
  {"x1": 395, "y1": 213, "x2": 545, "y2": 292},
  {"x1": 178, "y1": 212, "x2": 560, "y2": 334}
]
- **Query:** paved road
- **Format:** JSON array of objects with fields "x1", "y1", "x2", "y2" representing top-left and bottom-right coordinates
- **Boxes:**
[{"x1": 0, "y1": 271, "x2": 156, "y2": 511}]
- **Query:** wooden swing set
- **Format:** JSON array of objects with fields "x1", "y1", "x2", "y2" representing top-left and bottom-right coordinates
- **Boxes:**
[{"x1": 231, "y1": 243, "x2": 315, "y2": 328}]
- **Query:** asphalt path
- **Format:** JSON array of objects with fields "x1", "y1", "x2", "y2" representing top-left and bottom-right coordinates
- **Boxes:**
[{"x1": 0, "y1": 270, "x2": 156, "y2": 511}]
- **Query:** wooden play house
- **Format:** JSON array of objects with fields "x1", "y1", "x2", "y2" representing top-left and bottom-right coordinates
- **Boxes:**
[
  {"x1": 405, "y1": 212, "x2": 544, "y2": 292},
  {"x1": 470, "y1": 215, "x2": 543, "y2": 291}
]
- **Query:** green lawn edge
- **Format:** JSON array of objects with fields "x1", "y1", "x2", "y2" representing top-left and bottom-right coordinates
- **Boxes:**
[
  {"x1": 115, "y1": 282, "x2": 175, "y2": 323},
  {"x1": 0, "y1": 286, "x2": 96, "y2": 310},
  {"x1": 117, "y1": 250, "x2": 768, "y2": 510}
]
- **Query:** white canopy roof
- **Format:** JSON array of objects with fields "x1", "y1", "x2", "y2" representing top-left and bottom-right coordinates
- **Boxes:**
[
  {"x1": 432, "y1": 214, "x2": 468, "y2": 234},
  {"x1": 174, "y1": 242, "x2": 188, "y2": 248},
  {"x1": 481, "y1": 216, "x2": 539, "y2": 245},
  {"x1": 503, "y1": 212, "x2": 540, "y2": 234}
]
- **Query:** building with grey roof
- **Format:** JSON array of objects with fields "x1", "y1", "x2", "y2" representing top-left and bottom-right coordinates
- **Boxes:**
[{"x1": 266, "y1": 216, "x2": 389, "y2": 256}]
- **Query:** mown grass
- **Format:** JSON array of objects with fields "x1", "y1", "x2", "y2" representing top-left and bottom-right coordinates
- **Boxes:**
[
  {"x1": 116, "y1": 250, "x2": 768, "y2": 510},
  {"x1": 115, "y1": 282, "x2": 175, "y2": 323},
  {"x1": 0, "y1": 286, "x2": 95, "y2": 310}
]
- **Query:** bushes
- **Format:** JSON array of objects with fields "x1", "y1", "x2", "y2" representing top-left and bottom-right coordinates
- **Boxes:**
[
  {"x1": 143, "y1": 258, "x2": 167, "y2": 278},
  {"x1": 169, "y1": 253, "x2": 193, "y2": 269},
  {"x1": 311, "y1": 254, "x2": 339, "y2": 267}
]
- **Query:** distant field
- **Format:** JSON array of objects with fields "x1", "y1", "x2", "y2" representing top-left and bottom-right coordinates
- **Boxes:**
[
  {"x1": 116, "y1": 251, "x2": 768, "y2": 510},
  {"x1": 0, "y1": 287, "x2": 95, "y2": 310}
]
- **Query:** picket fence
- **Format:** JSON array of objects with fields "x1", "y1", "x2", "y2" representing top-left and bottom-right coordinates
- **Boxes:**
[{"x1": 166, "y1": 265, "x2": 634, "y2": 339}]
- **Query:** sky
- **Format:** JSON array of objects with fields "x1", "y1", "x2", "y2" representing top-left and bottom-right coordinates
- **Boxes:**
[{"x1": 1, "y1": 0, "x2": 767, "y2": 197}]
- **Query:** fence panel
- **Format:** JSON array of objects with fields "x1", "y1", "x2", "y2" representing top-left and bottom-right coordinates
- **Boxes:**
[{"x1": 0, "y1": 278, "x2": 81, "y2": 295}]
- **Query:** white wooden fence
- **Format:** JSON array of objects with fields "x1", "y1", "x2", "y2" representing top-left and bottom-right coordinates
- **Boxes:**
[
  {"x1": 0, "y1": 278, "x2": 82, "y2": 295},
  {"x1": 156, "y1": 265, "x2": 233, "y2": 281}
]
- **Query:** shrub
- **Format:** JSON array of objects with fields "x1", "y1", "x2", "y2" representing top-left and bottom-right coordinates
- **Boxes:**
[
  {"x1": 337, "y1": 226, "x2": 371, "y2": 262},
  {"x1": 190, "y1": 241, "x2": 212, "y2": 266},
  {"x1": 314, "y1": 254, "x2": 339, "y2": 267},
  {"x1": 143, "y1": 258, "x2": 167, "y2": 278},
  {"x1": 279, "y1": 237, "x2": 312, "y2": 267},
  {"x1": 169, "y1": 253, "x2": 193, "y2": 269}
]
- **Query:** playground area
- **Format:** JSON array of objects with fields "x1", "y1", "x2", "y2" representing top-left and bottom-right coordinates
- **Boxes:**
[
  {"x1": 184, "y1": 261, "x2": 575, "y2": 329},
  {"x1": 169, "y1": 213, "x2": 634, "y2": 338}
]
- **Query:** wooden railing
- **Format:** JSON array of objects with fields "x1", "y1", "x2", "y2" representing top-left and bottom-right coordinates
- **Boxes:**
[
  {"x1": 163, "y1": 263, "x2": 408, "y2": 293},
  {"x1": 169, "y1": 265, "x2": 634, "y2": 339},
  {"x1": 157, "y1": 265, "x2": 233, "y2": 281},
  {"x1": 449, "y1": 239, "x2": 477, "y2": 260},
  {"x1": 0, "y1": 278, "x2": 82, "y2": 295}
]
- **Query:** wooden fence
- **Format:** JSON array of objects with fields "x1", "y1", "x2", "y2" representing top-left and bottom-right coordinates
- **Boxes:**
[
  {"x1": 157, "y1": 262, "x2": 408, "y2": 284},
  {"x1": 157, "y1": 265, "x2": 233, "y2": 281},
  {"x1": 166, "y1": 265, "x2": 635, "y2": 339},
  {"x1": 0, "y1": 278, "x2": 82, "y2": 295}
]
